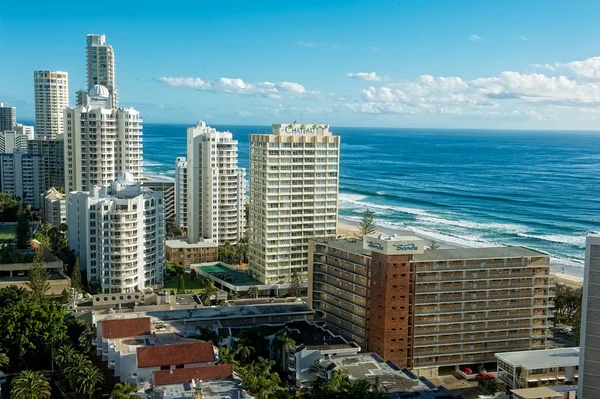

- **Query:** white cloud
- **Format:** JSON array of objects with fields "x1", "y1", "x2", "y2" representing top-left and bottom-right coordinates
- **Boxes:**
[
  {"x1": 469, "y1": 34, "x2": 483, "y2": 41},
  {"x1": 157, "y1": 76, "x2": 320, "y2": 99},
  {"x1": 296, "y1": 41, "x2": 316, "y2": 47},
  {"x1": 346, "y1": 72, "x2": 383, "y2": 82},
  {"x1": 557, "y1": 56, "x2": 600, "y2": 80}
]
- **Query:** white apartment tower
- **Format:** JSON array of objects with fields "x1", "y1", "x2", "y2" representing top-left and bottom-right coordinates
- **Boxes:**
[
  {"x1": 34, "y1": 70, "x2": 69, "y2": 139},
  {"x1": 186, "y1": 122, "x2": 244, "y2": 245},
  {"x1": 41, "y1": 187, "x2": 66, "y2": 229},
  {"x1": 67, "y1": 173, "x2": 165, "y2": 294},
  {"x1": 580, "y1": 234, "x2": 600, "y2": 397},
  {"x1": 86, "y1": 34, "x2": 117, "y2": 106},
  {"x1": 64, "y1": 85, "x2": 142, "y2": 192},
  {"x1": 248, "y1": 124, "x2": 340, "y2": 284},
  {"x1": 175, "y1": 156, "x2": 188, "y2": 229}
]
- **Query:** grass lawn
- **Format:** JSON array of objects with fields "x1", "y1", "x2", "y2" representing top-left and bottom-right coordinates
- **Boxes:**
[
  {"x1": 0, "y1": 223, "x2": 16, "y2": 241},
  {"x1": 162, "y1": 275, "x2": 206, "y2": 294}
]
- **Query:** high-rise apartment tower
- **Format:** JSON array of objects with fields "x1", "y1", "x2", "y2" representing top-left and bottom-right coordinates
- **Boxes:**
[
  {"x1": 86, "y1": 34, "x2": 117, "y2": 106},
  {"x1": 34, "y1": 70, "x2": 69, "y2": 139}
]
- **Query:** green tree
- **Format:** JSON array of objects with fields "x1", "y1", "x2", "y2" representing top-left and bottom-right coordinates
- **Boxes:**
[
  {"x1": 196, "y1": 326, "x2": 221, "y2": 345},
  {"x1": 0, "y1": 352, "x2": 8, "y2": 369},
  {"x1": 60, "y1": 287, "x2": 71, "y2": 304},
  {"x1": 289, "y1": 272, "x2": 301, "y2": 298},
  {"x1": 71, "y1": 258, "x2": 83, "y2": 292},
  {"x1": 74, "y1": 364, "x2": 104, "y2": 399},
  {"x1": 355, "y1": 210, "x2": 377, "y2": 239},
  {"x1": 237, "y1": 357, "x2": 282, "y2": 399},
  {"x1": 248, "y1": 285, "x2": 260, "y2": 299},
  {"x1": 10, "y1": 370, "x2": 51, "y2": 399},
  {"x1": 177, "y1": 274, "x2": 186, "y2": 294},
  {"x1": 477, "y1": 375, "x2": 503, "y2": 395},
  {"x1": 235, "y1": 345, "x2": 255, "y2": 365},
  {"x1": 53, "y1": 344, "x2": 77, "y2": 370},
  {"x1": 38, "y1": 222, "x2": 52, "y2": 235},
  {"x1": 15, "y1": 205, "x2": 32, "y2": 249},
  {"x1": 218, "y1": 346, "x2": 239, "y2": 367},
  {"x1": 0, "y1": 193, "x2": 22, "y2": 222},
  {"x1": 274, "y1": 330, "x2": 296, "y2": 372},
  {"x1": 111, "y1": 382, "x2": 140, "y2": 399},
  {"x1": 201, "y1": 281, "x2": 219, "y2": 306},
  {"x1": 66, "y1": 317, "x2": 94, "y2": 353},
  {"x1": 26, "y1": 253, "x2": 50, "y2": 302},
  {"x1": 429, "y1": 241, "x2": 440, "y2": 250},
  {"x1": 572, "y1": 306, "x2": 582, "y2": 346}
]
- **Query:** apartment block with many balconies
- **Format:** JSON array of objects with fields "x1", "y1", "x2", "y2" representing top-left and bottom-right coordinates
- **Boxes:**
[{"x1": 308, "y1": 234, "x2": 553, "y2": 377}]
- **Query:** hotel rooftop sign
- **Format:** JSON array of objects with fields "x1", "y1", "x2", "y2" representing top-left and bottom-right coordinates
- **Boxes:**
[
  {"x1": 273, "y1": 123, "x2": 331, "y2": 136},
  {"x1": 363, "y1": 234, "x2": 425, "y2": 255}
]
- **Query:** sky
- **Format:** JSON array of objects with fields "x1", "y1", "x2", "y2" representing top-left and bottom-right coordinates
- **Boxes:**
[{"x1": 2, "y1": 0, "x2": 600, "y2": 129}]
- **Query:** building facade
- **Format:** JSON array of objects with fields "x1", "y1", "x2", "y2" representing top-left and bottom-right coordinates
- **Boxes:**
[
  {"x1": 186, "y1": 122, "x2": 244, "y2": 245},
  {"x1": 34, "y1": 70, "x2": 69, "y2": 139},
  {"x1": 0, "y1": 103, "x2": 16, "y2": 131},
  {"x1": 15, "y1": 124, "x2": 34, "y2": 140},
  {"x1": 41, "y1": 187, "x2": 66, "y2": 229},
  {"x1": 142, "y1": 181, "x2": 175, "y2": 223},
  {"x1": 86, "y1": 34, "x2": 117, "y2": 106},
  {"x1": 580, "y1": 234, "x2": 600, "y2": 398},
  {"x1": 27, "y1": 137, "x2": 65, "y2": 190},
  {"x1": 308, "y1": 235, "x2": 553, "y2": 376},
  {"x1": 67, "y1": 173, "x2": 165, "y2": 293},
  {"x1": 64, "y1": 85, "x2": 142, "y2": 192},
  {"x1": 0, "y1": 153, "x2": 45, "y2": 208},
  {"x1": 166, "y1": 239, "x2": 219, "y2": 268},
  {"x1": 175, "y1": 157, "x2": 188, "y2": 229},
  {"x1": 249, "y1": 124, "x2": 339, "y2": 284},
  {"x1": 0, "y1": 130, "x2": 29, "y2": 153}
]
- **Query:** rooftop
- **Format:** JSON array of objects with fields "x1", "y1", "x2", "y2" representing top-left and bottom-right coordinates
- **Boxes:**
[
  {"x1": 101, "y1": 317, "x2": 151, "y2": 339},
  {"x1": 313, "y1": 237, "x2": 371, "y2": 256},
  {"x1": 137, "y1": 341, "x2": 215, "y2": 368},
  {"x1": 495, "y1": 347, "x2": 580, "y2": 369},
  {"x1": 166, "y1": 239, "x2": 218, "y2": 249},
  {"x1": 152, "y1": 378, "x2": 243, "y2": 399},
  {"x1": 153, "y1": 364, "x2": 233, "y2": 386},
  {"x1": 283, "y1": 320, "x2": 353, "y2": 349},
  {"x1": 333, "y1": 353, "x2": 430, "y2": 393},
  {"x1": 195, "y1": 262, "x2": 263, "y2": 286},
  {"x1": 510, "y1": 387, "x2": 563, "y2": 399},
  {"x1": 411, "y1": 246, "x2": 549, "y2": 262}
]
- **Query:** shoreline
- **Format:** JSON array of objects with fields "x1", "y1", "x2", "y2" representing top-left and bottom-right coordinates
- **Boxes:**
[{"x1": 337, "y1": 217, "x2": 583, "y2": 287}]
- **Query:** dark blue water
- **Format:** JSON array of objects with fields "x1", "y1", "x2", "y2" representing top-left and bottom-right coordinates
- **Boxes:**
[{"x1": 143, "y1": 124, "x2": 600, "y2": 269}]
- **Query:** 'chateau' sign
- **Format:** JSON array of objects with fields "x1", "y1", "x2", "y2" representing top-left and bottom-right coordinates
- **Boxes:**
[{"x1": 273, "y1": 124, "x2": 330, "y2": 136}]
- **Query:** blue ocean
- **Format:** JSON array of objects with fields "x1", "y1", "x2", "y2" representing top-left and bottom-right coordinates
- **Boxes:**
[{"x1": 143, "y1": 124, "x2": 600, "y2": 273}]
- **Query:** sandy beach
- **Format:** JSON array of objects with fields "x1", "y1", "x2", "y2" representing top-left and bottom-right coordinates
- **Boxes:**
[{"x1": 337, "y1": 216, "x2": 583, "y2": 287}]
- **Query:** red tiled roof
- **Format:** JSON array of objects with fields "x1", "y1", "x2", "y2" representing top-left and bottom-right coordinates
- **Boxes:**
[
  {"x1": 101, "y1": 317, "x2": 152, "y2": 339},
  {"x1": 152, "y1": 364, "x2": 233, "y2": 386},
  {"x1": 137, "y1": 342, "x2": 215, "y2": 368}
]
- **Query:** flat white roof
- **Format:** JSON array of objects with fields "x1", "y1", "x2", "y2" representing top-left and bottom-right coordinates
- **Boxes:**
[
  {"x1": 495, "y1": 347, "x2": 580, "y2": 369},
  {"x1": 511, "y1": 387, "x2": 562, "y2": 399},
  {"x1": 166, "y1": 239, "x2": 217, "y2": 249}
]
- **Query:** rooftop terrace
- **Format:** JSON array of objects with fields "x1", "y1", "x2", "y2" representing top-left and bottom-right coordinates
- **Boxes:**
[
  {"x1": 495, "y1": 347, "x2": 580, "y2": 369},
  {"x1": 195, "y1": 262, "x2": 263, "y2": 286},
  {"x1": 411, "y1": 246, "x2": 549, "y2": 262}
]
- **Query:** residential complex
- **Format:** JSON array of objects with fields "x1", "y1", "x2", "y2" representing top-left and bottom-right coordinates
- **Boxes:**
[
  {"x1": 580, "y1": 234, "x2": 600, "y2": 398},
  {"x1": 308, "y1": 234, "x2": 553, "y2": 376},
  {"x1": 33, "y1": 70, "x2": 69, "y2": 139},
  {"x1": 186, "y1": 121, "x2": 244, "y2": 245},
  {"x1": 175, "y1": 156, "x2": 188, "y2": 229},
  {"x1": 41, "y1": 187, "x2": 66, "y2": 229},
  {"x1": 15, "y1": 123, "x2": 34, "y2": 140},
  {"x1": 0, "y1": 130, "x2": 28, "y2": 153},
  {"x1": 27, "y1": 137, "x2": 65, "y2": 190},
  {"x1": 64, "y1": 85, "x2": 143, "y2": 192},
  {"x1": 0, "y1": 153, "x2": 44, "y2": 208},
  {"x1": 86, "y1": 34, "x2": 117, "y2": 106},
  {"x1": 0, "y1": 103, "x2": 16, "y2": 131},
  {"x1": 249, "y1": 123, "x2": 339, "y2": 284},
  {"x1": 142, "y1": 181, "x2": 175, "y2": 223},
  {"x1": 67, "y1": 173, "x2": 165, "y2": 293},
  {"x1": 496, "y1": 347, "x2": 580, "y2": 389},
  {"x1": 166, "y1": 239, "x2": 218, "y2": 268}
]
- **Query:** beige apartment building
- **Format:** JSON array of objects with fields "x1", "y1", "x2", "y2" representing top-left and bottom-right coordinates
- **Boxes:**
[
  {"x1": 249, "y1": 124, "x2": 339, "y2": 284},
  {"x1": 308, "y1": 234, "x2": 553, "y2": 376}
]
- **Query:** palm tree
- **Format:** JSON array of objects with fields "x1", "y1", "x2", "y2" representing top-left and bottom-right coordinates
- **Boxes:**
[
  {"x1": 274, "y1": 330, "x2": 296, "y2": 373},
  {"x1": 196, "y1": 326, "x2": 221, "y2": 345},
  {"x1": 235, "y1": 344, "x2": 255, "y2": 365},
  {"x1": 53, "y1": 344, "x2": 77, "y2": 370},
  {"x1": 218, "y1": 346, "x2": 239, "y2": 367},
  {"x1": 111, "y1": 382, "x2": 139, "y2": 399},
  {"x1": 11, "y1": 370, "x2": 51, "y2": 399},
  {"x1": 75, "y1": 364, "x2": 104, "y2": 399},
  {"x1": 64, "y1": 352, "x2": 93, "y2": 388},
  {"x1": 248, "y1": 285, "x2": 260, "y2": 299},
  {"x1": 0, "y1": 352, "x2": 8, "y2": 369}
]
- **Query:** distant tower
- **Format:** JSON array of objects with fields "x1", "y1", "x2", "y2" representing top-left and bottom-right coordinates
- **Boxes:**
[
  {"x1": 33, "y1": 70, "x2": 69, "y2": 139},
  {"x1": 175, "y1": 157, "x2": 188, "y2": 229},
  {"x1": 64, "y1": 85, "x2": 142, "y2": 192},
  {"x1": 0, "y1": 102, "x2": 16, "y2": 131},
  {"x1": 186, "y1": 122, "x2": 245, "y2": 245},
  {"x1": 86, "y1": 34, "x2": 117, "y2": 106}
]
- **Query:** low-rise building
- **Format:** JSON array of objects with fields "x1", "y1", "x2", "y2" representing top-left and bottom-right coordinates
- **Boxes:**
[
  {"x1": 496, "y1": 347, "x2": 580, "y2": 389},
  {"x1": 0, "y1": 130, "x2": 29, "y2": 153},
  {"x1": 308, "y1": 235, "x2": 553, "y2": 376},
  {"x1": 511, "y1": 386, "x2": 576, "y2": 399},
  {"x1": 166, "y1": 239, "x2": 218, "y2": 268},
  {"x1": 41, "y1": 187, "x2": 66, "y2": 229},
  {"x1": 0, "y1": 239, "x2": 70, "y2": 295}
]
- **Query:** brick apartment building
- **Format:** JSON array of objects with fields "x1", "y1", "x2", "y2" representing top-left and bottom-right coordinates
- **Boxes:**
[{"x1": 308, "y1": 234, "x2": 552, "y2": 377}]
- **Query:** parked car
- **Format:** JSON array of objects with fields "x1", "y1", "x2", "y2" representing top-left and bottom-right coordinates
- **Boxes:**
[{"x1": 461, "y1": 367, "x2": 473, "y2": 375}]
